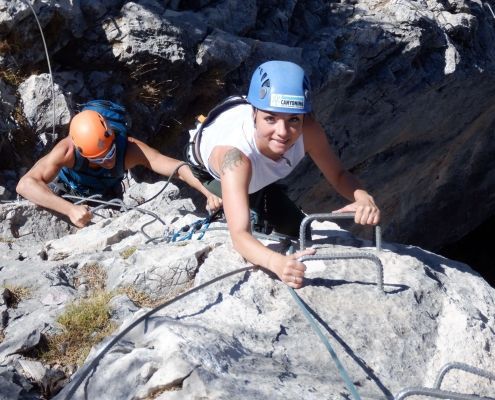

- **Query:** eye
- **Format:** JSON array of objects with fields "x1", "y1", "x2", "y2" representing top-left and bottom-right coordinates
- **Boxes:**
[
  {"x1": 289, "y1": 116, "x2": 302, "y2": 123},
  {"x1": 264, "y1": 116, "x2": 275, "y2": 123}
]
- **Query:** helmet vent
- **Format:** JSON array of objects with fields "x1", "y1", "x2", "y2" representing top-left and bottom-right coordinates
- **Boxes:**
[{"x1": 259, "y1": 87, "x2": 267, "y2": 99}]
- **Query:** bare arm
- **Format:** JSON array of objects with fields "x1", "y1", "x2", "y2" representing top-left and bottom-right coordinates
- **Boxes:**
[
  {"x1": 125, "y1": 137, "x2": 222, "y2": 212},
  {"x1": 303, "y1": 116, "x2": 380, "y2": 225},
  {"x1": 211, "y1": 146, "x2": 314, "y2": 288},
  {"x1": 15, "y1": 137, "x2": 93, "y2": 227}
]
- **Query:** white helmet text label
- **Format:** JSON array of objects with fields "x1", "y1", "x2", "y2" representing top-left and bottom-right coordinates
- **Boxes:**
[{"x1": 270, "y1": 94, "x2": 305, "y2": 109}]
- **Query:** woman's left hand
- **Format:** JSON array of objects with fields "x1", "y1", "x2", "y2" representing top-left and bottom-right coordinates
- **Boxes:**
[
  {"x1": 206, "y1": 194, "x2": 223, "y2": 214},
  {"x1": 333, "y1": 190, "x2": 380, "y2": 225}
]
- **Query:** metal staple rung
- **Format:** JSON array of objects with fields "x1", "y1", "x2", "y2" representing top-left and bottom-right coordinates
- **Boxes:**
[
  {"x1": 434, "y1": 362, "x2": 495, "y2": 389},
  {"x1": 395, "y1": 387, "x2": 495, "y2": 400},
  {"x1": 298, "y1": 213, "x2": 383, "y2": 292},
  {"x1": 299, "y1": 252, "x2": 384, "y2": 292},
  {"x1": 395, "y1": 362, "x2": 495, "y2": 400},
  {"x1": 299, "y1": 213, "x2": 382, "y2": 252}
]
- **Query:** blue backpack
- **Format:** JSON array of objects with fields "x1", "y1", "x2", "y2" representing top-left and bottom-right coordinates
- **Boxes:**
[
  {"x1": 80, "y1": 100, "x2": 127, "y2": 142},
  {"x1": 57, "y1": 100, "x2": 128, "y2": 198}
]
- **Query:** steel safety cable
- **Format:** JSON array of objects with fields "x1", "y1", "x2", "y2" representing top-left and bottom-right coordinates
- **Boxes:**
[
  {"x1": 59, "y1": 266, "x2": 255, "y2": 400},
  {"x1": 21, "y1": 0, "x2": 56, "y2": 143},
  {"x1": 286, "y1": 247, "x2": 362, "y2": 400}
]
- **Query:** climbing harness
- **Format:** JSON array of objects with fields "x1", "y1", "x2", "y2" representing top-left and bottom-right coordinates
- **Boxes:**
[
  {"x1": 395, "y1": 362, "x2": 495, "y2": 399},
  {"x1": 21, "y1": 3, "x2": 494, "y2": 398}
]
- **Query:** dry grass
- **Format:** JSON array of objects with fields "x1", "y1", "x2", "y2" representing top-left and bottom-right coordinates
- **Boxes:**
[
  {"x1": 0, "y1": 67, "x2": 25, "y2": 86},
  {"x1": 119, "y1": 285, "x2": 160, "y2": 308},
  {"x1": 120, "y1": 246, "x2": 137, "y2": 259},
  {"x1": 0, "y1": 236, "x2": 14, "y2": 244},
  {"x1": 3, "y1": 284, "x2": 31, "y2": 308},
  {"x1": 41, "y1": 291, "x2": 115, "y2": 366},
  {"x1": 74, "y1": 262, "x2": 107, "y2": 293},
  {"x1": 40, "y1": 264, "x2": 113, "y2": 366},
  {"x1": 142, "y1": 384, "x2": 182, "y2": 399},
  {"x1": 119, "y1": 280, "x2": 194, "y2": 309}
]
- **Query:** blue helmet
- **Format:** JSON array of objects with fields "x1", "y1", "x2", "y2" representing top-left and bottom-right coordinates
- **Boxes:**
[{"x1": 247, "y1": 60, "x2": 312, "y2": 114}]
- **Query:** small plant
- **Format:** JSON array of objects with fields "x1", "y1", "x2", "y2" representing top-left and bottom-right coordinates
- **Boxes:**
[
  {"x1": 74, "y1": 262, "x2": 107, "y2": 293},
  {"x1": 3, "y1": 284, "x2": 31, "y2": 308},
  {"x1": 0, "y1": 67, "x2": 25, "y2": 87},
  {"x1": 119, "y1": 280, "x2": 194, "y2": 309},
  {"x1": 0, "y1": 329, "x2": 5, "y2": 343},
  {"x1": 120, "y1": 246, "x2": 137, "y2": 259},
  {"x1": 119, "y1": 285, "x2": 157, "y2": 308},
  {"x1": 41, "y1": 291, "x2": 115, "y2": 366}
]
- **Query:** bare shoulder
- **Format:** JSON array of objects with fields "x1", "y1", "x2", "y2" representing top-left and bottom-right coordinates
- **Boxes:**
[
  {"x1": 210, "y1": 146, "x2": 250, "y2": 177},
  {"x1": 46, "y1": 137, "x2": 76, "y2": 167},
  {"x1": 124, "y1": 136, "x2": 154, "y2": 169}
]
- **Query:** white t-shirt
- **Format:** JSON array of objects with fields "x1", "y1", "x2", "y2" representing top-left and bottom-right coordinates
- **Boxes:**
[{"x1": 198, "y1": 104, "x2": 305, "y2": 194}]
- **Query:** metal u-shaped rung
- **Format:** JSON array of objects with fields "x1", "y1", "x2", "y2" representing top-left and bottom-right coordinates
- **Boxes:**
[
  {"x1": 434, "y1": 362, "x2": 495, "y2": 389},
  {"x1": 395, "y1": 362, "x2": 495, "y2": 400},
  {"x1": 299, "y1": 253, "x2": 384, "y2": 292},
  {"x1": 298, "y1": 213, "x2": 383, "y2": 292},
  {"x1": 394, "y1": 387, "x2": 494, "y2": 400},
  {"x1": 299, "y1": 213, "x2": 382, "y2": 252}
]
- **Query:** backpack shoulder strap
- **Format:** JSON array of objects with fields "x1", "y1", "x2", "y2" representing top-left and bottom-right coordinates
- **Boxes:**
[
  {"x1": 188, "y1": 95, "x2": 248, "y2": 167},
  {"x1": 71, "y1": 142, "x2": 88, "y2": 171}
]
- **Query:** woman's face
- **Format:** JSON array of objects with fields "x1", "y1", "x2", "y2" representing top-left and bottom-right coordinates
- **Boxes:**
[{"x1": 254, "y1": 109, "x2": 304, "y2": 160}]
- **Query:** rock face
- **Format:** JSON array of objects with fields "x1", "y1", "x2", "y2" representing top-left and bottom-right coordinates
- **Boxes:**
[
  {"x1": 0, "y1": 180, "x2": 494, "y2": 399},
  {"x1": 0, "y1": 0, "x2": 494, "y2": 254}
]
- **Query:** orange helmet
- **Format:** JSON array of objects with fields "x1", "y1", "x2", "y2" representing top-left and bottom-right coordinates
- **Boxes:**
[{"x1": 69, "y1": 110, "x2": 114, "y2": 158}]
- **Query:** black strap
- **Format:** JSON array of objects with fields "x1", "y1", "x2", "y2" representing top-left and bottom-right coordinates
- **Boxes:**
[{"x1": 188, "y1": 95, "x2": 249, "y2": 168}]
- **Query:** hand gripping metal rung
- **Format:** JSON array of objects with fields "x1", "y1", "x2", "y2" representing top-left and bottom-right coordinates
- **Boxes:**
[
  {"x1": 298, "y1": 213, "x2": 383, "y2": 292},
  {"x1": 395, "y1": 362, "x2": 495, "y2": 400},
  {"x1": 299, "y1": 212, "x2": 381, "y2": 252}
]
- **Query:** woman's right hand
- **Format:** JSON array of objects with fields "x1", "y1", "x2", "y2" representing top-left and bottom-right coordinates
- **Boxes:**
[{"x1": 268, "y1": 248, "x2": 316, "y2": 288}]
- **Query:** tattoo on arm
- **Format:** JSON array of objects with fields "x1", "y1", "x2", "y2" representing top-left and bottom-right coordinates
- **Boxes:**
[{"x1": 220, "y1": 148, "x2": 244, "y2": 175}]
